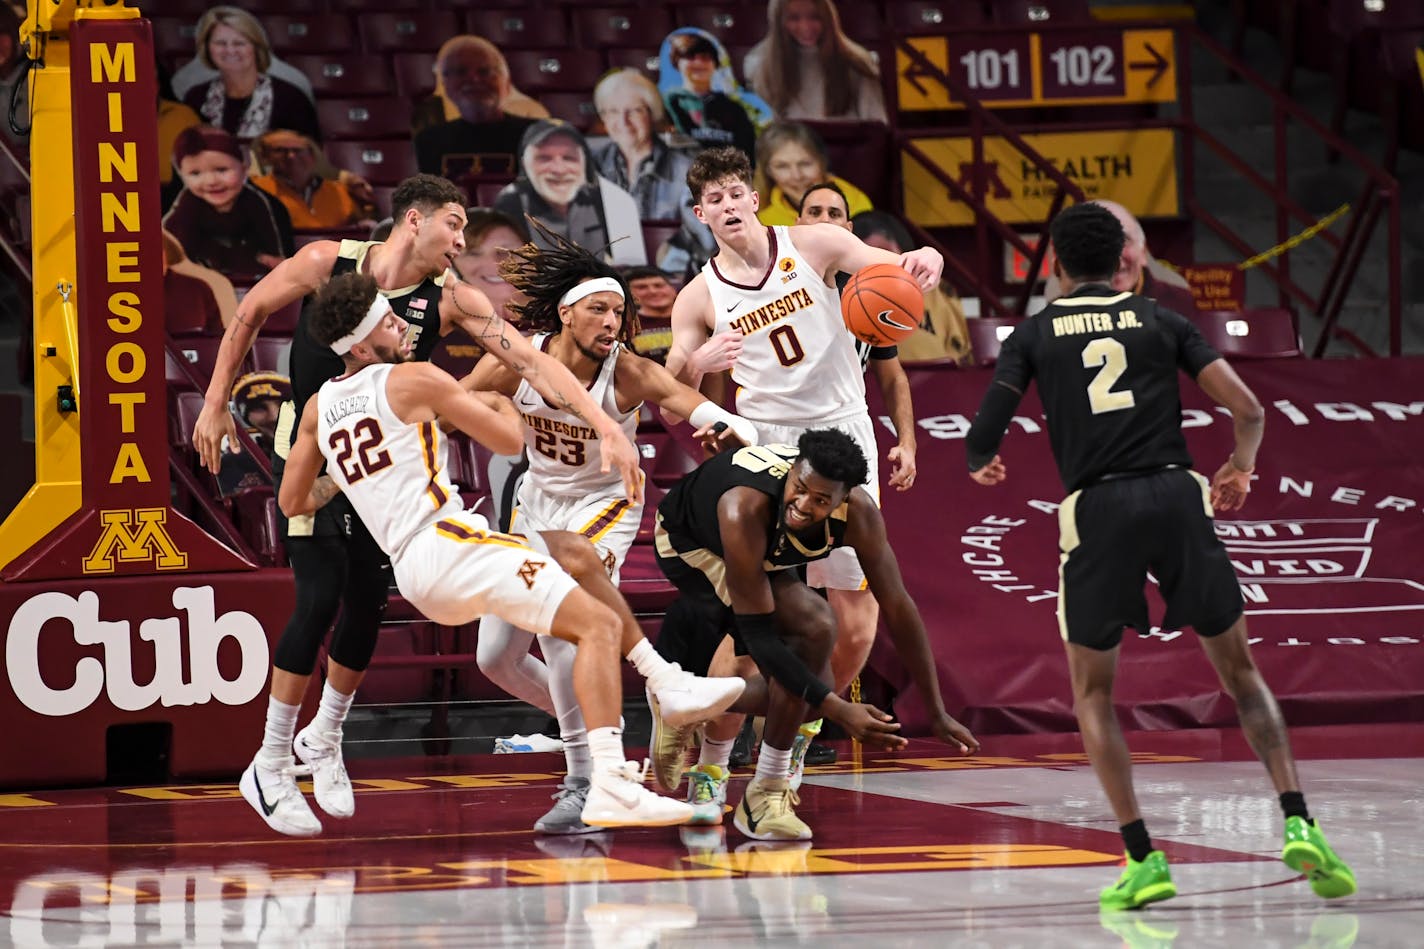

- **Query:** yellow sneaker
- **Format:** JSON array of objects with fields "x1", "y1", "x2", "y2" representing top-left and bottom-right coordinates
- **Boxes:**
[{"x1": 733, "y1": 776, "x2": 812, "y2": 841}]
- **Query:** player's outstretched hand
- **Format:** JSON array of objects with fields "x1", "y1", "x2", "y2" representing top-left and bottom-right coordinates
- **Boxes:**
[
  {"x1": 898, "y1": 247, "x2": 945, "y2": 292},
  {"x1": 929, "y1": 712, "x2": 980, "y2": 755},
  {"x1": 690, "y1": 330, "x2": 743, "y2": 375},
  {"x1": 1210, "y1": 458, "x2": 1252, "y2": 512},
  {"x1": 969, "y1": 454, "x2": 1006, "y2": 486},
  {"x1": 825, "y1": 698, "x2": 907, "y2": 751},
  {"x1": 600, "y1": 428, "x2": 644, "y2": 504},
  {"x1": 887, "y1": 444, "x2": 917, "y2": 491},
  {"x1": 193, "y1": 401, "x2": 240, "y2": 475},
  {"x1": 693, "y1": 421, "x2": 747, "y2": 455}
]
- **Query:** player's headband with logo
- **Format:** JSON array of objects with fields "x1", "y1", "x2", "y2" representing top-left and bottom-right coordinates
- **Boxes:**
[
  {"x1": 330, "y1": 293, "x2": 391, "y2": 355},
  {"x1": 559, "y1": 277, "x2": 624, "y2": 308}
]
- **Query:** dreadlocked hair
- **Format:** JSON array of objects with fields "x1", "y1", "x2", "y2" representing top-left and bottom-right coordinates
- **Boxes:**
[{"x1": 498, "y1": 217, "x2": 640, "y2": 346}]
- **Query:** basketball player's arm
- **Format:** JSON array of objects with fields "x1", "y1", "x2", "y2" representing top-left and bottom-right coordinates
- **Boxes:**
[
  {"x1": 1195, "y1": 358, "x2": 1265, "y2": 511},
  {"x1": 277, "y1": 396, "x2": 342, "y2": 518},
  {"x1": 869, "y1": 355, "x2": 918, "y2": 490},
  {"x1": 847, "y1": 493, "x2": 980, "y2": 754},
  {"x1": 719, "y1": 492, "x2": 907, "y2": 748},
  {"x1": 663, "y1": 275, "x2": 741, "y2": 423},
  {"x1": 389, "y1": 362, "x2": 525, "y2": 457},
  {"x1": 616, "y1": 353, "x2": 756, "y2": 451},
  {"x1": 441, "y1": 278, "x2": 641, "y2": 502},
  {"x1": 193, "y1": 241, "x2": 340, "y2": 474},
  {"x1": 966, "y1": 327, "x2": 1033, "y2": 485},
  {"x1": 458, "y1": 351, "x2": 522, "y2": 399},
  {"x1": 793, "y1": 223, "x2": 945, "y2": 292}
]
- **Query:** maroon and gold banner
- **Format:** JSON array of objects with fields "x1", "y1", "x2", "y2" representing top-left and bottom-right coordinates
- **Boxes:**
[
  {"x1": 869, "y1": 357, "x2": 1424, "y2": 734},
  {"x1": 1182, "y1": 264, "x2": 1247, "y2": 312},
  {"x1": 2, "y1": 18, "x2": 248, "y2": 580}
]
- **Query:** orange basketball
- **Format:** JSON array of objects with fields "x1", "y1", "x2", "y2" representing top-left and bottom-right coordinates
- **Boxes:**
[{"x1": 840, "y1": 263, "x2": 924, "y2": 347}]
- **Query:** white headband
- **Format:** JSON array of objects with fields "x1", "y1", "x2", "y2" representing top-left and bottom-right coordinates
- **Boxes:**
[
  {"x1": 330, "y1": 294, "x2": 391, "y2": 355},
  {"x1": 559, "y1": 277, "x2": 625, "y2": 308}
]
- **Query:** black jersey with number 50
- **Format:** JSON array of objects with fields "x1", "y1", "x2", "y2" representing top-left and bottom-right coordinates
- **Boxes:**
[
  {"x1": 991, "y1": 284, "x2": 1222, "y2": 493},
  {"x1": 657, "y1": 443, "x2": 851, "y2": 570}
]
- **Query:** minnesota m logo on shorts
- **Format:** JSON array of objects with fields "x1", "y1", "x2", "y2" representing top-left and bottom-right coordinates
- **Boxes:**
[{"x1": 518, "y1": 559, "x2": 546, "y2": 590}]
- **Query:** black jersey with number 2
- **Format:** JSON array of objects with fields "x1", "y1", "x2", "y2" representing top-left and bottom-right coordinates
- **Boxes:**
[
  {"x1": 658, "y1": 443, "x2": 851, "y2": 570},
  {"x1": 992, "y1": 284, "x2": 1221, "y2": 493}
]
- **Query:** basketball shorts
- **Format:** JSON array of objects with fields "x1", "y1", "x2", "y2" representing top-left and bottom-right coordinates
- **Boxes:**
[
  {"x1": 393, "y1": 510, "x2": 579, "y2": 632},
  {"x1": 508, "y1": 485, "x2": 643, "y2": 585},
  {"x1": 1057, "y1": 468, "x2": 1244, "y2": 650},
  {"x1": 750, "y1": 412, "x2": 880, "y2": 591}
]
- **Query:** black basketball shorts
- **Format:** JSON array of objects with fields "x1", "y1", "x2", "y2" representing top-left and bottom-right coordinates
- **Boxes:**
[{"x1": 1056, "y1": 468, "x2": 1243, "y2": 650}]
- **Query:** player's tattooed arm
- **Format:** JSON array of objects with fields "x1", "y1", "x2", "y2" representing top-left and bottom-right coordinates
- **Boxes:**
[
  {"x1": 446, "y1": 280, "x2": 514, "y2": 352},
  {"x1": 310, "y1": 475, "x2": 342, "y2": 510}
]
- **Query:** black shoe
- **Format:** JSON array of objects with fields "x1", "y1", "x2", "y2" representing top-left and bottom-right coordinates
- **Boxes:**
[
  {"x1": 804, "y1": 741, "x2": 837, "y2": 766},
  {"x1": 728, "y1": 719, "x2": 755, "y2": 768}
]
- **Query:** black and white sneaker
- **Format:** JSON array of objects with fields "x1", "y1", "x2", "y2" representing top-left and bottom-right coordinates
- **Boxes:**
[{"x1": 239, "y1": 755, "x2": 322, "y2": 837}]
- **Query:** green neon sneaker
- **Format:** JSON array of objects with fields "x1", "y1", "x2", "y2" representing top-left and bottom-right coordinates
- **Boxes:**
[
  {"x1": 1282, "y1": 816, "x2": 1357, "y2": 899},
  {"x1": 1099, "y1": 851, "x2": 1177, "y2": 910}
]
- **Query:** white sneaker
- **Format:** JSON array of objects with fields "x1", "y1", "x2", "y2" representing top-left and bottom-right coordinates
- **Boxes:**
[
  {"x1": 294, "y1": 725, "x2": 355, "y2": 819},
  {"x1": 581, "y1": 760, "x2": 696, "y2": 828},
  {"x1": 239, "y1": 755, "x2": 322, "y2": 837},
  {"x1": 647, "y1": 664, "x2": 745, "y2": 728}
]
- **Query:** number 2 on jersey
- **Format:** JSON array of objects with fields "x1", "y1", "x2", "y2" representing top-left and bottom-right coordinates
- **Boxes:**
[
  {"x1": 329, "y1": 418, "x2": 392, "y2": 483},
  {"x1": 1082, "y1": 337, "x2": 1136, "y2": 414}
]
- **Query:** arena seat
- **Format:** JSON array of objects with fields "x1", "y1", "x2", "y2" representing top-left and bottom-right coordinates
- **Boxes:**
[
  {"x1": 392, "y1": 52, "x2": 439, "y2": 100},
  {"x1": 261, "y1": 297, "x2": 303, "y2": 335},
  {"x1": 964, "y1": 316, "x2": 1023, "y2": 367},
  {"x1": 325, "y1": 140, "x2": 420, "y2": 186},
  {"x1": 990, "y1": 0, "x2": 1094, "y2": 26},
  {"x1": 504, "y1": 50, "x2": 608, "y2": 94},
  {"x1": 318, "y1": 97, "x2": 415, "y2": 141},
  {"x1": 835, "y1": 1, "x2": 886, "y2": 40},
  {"x1": 1191, "y1": 308, "x2": 1302, "y2": 360},
  {"x1": 674, "y1": 5, "x2": 766, "y2": 47},
  {"x1": 329, "y1": 0, "x2": 426, "y2": 12},
  {"x1": 540, "y1": 92, "x2": 599, "y2": 132},
  {"x1": 263, "y1": 15, "x2": 359, "y2": 57},
  {"x1": 250, "y1": 337, "x2": 291, "y2": 375},
  {"x1": 804, "y1": 120, "x2": 892, "y2": 209},
  {"x1": 464, "y1": 9, "x2": 571, "y2": 49},
  {"x1": 603, "y1": 47, "x2": 661, "y2": 82},
  {"x1": 571, "y1": 7, "x2": 675, "y2": 49},
  {"x1": 357, "y1": 11, "x2": 463, "y2": 56},
  {"x1": 286, "y1": 54, "x2": 395, "y2": 99},
  {"x1": 885, "y1": 1, "x2": 990, "y2": 34},
  {"x1": 150, "y1": 17, "x2": 199, "y2": 63}
]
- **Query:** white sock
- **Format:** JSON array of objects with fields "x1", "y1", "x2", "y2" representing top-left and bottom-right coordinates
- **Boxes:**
[
  {"x1": 754, "y1": 742, "x2": 792, "y2": 784},
  {"x1": 542, "y1": 635, "x2": 592, "y2": 780},
  {"x1": 587, "y1": 726, "x2": 625, "y2": 773},
  {"x1": 310, "y1": 681, "x2": 355, "y2": 736},
  {"x1": 258, "y1": 696, "x2": 300, "y2": 766},
  {"x1": 627, "y1": 639, "x2": 675, "y2": 685},
  {"x1": 699, "y1": 733, "x2": 736, "y2": 769}
]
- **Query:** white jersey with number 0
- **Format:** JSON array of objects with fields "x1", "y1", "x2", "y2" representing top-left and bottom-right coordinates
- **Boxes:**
[
  {"x1": 703, "y1": 225, "x2": 866, "y2": 424},
  {"x1": 316, "y1": 363, "x2": 462, "y2": 558},
  {"x1": 511, "y1": 333, "x2": 641, "y2": 498}
]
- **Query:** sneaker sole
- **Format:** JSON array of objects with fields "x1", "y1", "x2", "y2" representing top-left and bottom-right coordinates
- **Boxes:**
[
  {"x1": 647, "y1": 691, "x2": 689, "y2": 793},
  {"x1": 1100, "y1": 880, "x2": 1177, "y2": 911},
  {"x1": 582, "y1": 810, "x2": 694, "y2": 828},
  {"x1": 1282, "y1": 842, "x2": 1358, "y2": 898},
  {"x1": 659, "y1": 679, "x2": 746, "y2": 728},
  {"x1": 535, "y1": 820, "x2": 604, "y2": 836}
]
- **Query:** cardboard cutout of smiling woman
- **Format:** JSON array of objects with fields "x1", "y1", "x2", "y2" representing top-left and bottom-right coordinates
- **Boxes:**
[
  {"x1": 492, "y1": 120, "x2": 648, "y2": 267},
  {"x1": 658, "y1": 28, "x2": 773, "y2": 163}
]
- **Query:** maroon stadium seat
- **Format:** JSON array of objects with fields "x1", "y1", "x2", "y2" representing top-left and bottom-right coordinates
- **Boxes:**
[
  {"x1": 392, "y1": 51, "x2": 439, "y2": 99},
  {"x1": 571, "y1": 7, "x2": 675, "y2": 49},
  {"x1": 357, "y1": 11, "x2": 462, "y2": 56},
  {"x1": 964, "y1": 316, "x2": 1023, "y2": 367},
  {"x1": 1190, "y1": 309, "x2": 1302, "y2": 360},
  {"x1": 464, "y1": 9, "x2": 571, "y2": 49},
  {"x1": 990, "y1": 0, "x2": 1094, "y2": 26},
  {"x1": 540, "y1": 92, "x2": 599, "y2": 132},
  {"x1": 504, "y1": 50, "x2": 607, "y2": 94},
  {"x1": 249, "y1": 336, "x2": 291, "y2": 375},
  {"x1": 885, "y1": 1, "x2": 989, "y2": 33},
  {"x1": 286, "y1": 54, "x2": 395, "y2": 99},
  {"x1": 674, "y1": 5, "x2": 766, "y2": 47},
  {"x1": 325, "y1": 140, "x2": 420, "y2": 186},
  {"x1": 318, "y1": 97, "x2": 415, "y2": 140},
  {"x1": 264, "y1": 15, "x2": 358, "y2": 57}
]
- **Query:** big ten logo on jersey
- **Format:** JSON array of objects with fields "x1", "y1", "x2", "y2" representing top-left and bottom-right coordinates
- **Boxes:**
[
  {"x1": 778, "y1": 256, "x2": 798, "y2": 283},
  {"x1": 6, "y1": 586, "x2": 268, "y2": 717},
  {"x1": 9, "y1": 865, "x2": 357, "y2": 948}
]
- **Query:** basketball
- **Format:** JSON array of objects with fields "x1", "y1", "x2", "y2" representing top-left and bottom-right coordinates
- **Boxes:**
[{"x1": 840, "y1": 263, "x2": 924, "y2": 347}]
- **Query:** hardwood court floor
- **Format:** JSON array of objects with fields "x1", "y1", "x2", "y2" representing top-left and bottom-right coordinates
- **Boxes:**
[{"x1": 2, "y1": 724, "x2": 1420, "y2": 947}]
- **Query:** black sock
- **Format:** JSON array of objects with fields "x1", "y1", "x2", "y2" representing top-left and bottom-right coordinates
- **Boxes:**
[
  {"x1": 1280, "y1": 790, "x2": 1310, "y2": 822},
  {"x1": 1121, "y1": 819, "x2": 1153, "y2": 862}
]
